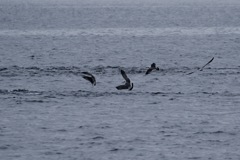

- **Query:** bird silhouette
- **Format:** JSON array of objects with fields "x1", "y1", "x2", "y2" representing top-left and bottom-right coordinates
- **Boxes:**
[
  {"x1": 116, "y1": 70, "x2": 133, "y2": 90},
  {"x1": 81, "y1": 72, "x2": 96, "y2": 86},
  {"x1": 145, "y1": 63, "x2": 159, "y2": 75}
]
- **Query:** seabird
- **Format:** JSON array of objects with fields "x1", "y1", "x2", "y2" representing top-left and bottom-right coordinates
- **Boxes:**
[
  {"x1": 145, "y1": 63, "x2": 159, "y2": 75},
  {"x1": 199, "y1": 57, "x2": 214, "y2": 71},
  {"x1": 116, "y1": 70, "x2": 133, "y2": 90},
  {"x1": 186, "y1": 57, "x2": 214, "y2": 75},
  {"x1": 81, "y1": 72, "x2": 96, "y2": 86}
]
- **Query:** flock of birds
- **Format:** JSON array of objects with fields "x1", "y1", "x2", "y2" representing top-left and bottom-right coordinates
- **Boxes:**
[
  {"x1": 81, "y1": 57, "x2": 214, "y2": 91},
  {"x1": 81, "y1": 62, "x2": 159, "y2": 91}
]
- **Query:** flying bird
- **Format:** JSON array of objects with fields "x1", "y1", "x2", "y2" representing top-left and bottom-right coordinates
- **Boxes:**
[
  {"x1": 145, "y1": 63, "x2": 159, "y2": 75},
  {"x1": 199, "y1": 57, "x2": 214, "y2": 71},
  {"x1": 116, "y1": 70, "x2": 133, "y2": 91},
  {"x1": 186, "y1": 57, "x2": 214, "y2": 75},
  {"x1": 81, "y1": 72, "x2": 96, "y2": 86}
]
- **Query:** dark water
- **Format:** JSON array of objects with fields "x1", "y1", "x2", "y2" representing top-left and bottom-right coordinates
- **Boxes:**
[{"x1": 1, "y1": 1, "x2": 240, "y2": 160}]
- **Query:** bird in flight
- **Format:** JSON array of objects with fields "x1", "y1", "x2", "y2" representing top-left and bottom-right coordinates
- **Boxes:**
[
  {"x1": 116, "y1": 69, "x2": 133, "y2": 91},
  {"x1": 81, "y1": 72, "x2": 96, "y2": 86}
]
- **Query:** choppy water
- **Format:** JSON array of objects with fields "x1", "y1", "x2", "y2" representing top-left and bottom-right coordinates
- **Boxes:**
[{"x1": 1, "y1": 1, "x2": 240, "y2": 160}]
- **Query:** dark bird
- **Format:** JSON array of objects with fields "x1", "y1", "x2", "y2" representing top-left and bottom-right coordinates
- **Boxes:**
[
  {"x1": 199, "y1": 57, "x2": 214, "y2": 71},
  {"x1": 145, "y1": 63, "x2": 159, "y2": 75},
  {"x1": 116, "y1": 70, "x2": 133, "y2": 90},
  {"x1": 81, "y1": 72, "x2": 96, "y2": 86}
]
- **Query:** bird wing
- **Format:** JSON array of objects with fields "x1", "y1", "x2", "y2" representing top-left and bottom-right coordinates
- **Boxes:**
[
  {"x1": 199, "y1": 57, "x2": 214, "y2": 71},
  {"x1": 145, "y1": 68, "x2": 153, "y2": 75},
  {"x1": 81, "y1": 72, "x2": 96, "y2": 85},
  {"x1": 82, "y1": 76, "x2": 93, "y2": 84},
  {"x1": 116, "y1": 84, "x2": 129, "y2": 90},
  {"x1": 82, "y1": 72, "x2": 92, "y2": 76},
  {"x1": 128, "y1": 83, "x2": 134, "y2": 91},
  {"x1": 120, "y1": 70, "x2": 130, "y2": 83}
]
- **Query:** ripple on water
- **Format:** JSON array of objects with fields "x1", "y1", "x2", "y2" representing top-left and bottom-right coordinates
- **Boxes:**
[{"x1": 0, "y1": 65, "x2": 217, "y2": 77}]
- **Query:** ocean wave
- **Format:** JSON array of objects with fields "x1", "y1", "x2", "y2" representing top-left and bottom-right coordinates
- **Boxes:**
[
  {"x1": 0, "y1": 65, "x2": 239, "y2": 77},
  {"x1": 1, "y1": 27, "x2": 240, "y2": 37},
  {"x1": 1, "y1": 89, "x2": 240, "y2": 98}
]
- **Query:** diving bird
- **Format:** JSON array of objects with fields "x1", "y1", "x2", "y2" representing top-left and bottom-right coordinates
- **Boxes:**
[
  {"x1": 81, "y1": 72, "x2": 96, "y2": 86},
  {"x1": 145, "y1": 63, "x2": 159, "y2": 75},
  {"x1": 116, "y1": 70, "x2": 133, "y2": 91}
]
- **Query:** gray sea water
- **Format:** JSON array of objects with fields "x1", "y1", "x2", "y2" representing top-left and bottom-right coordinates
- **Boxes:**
[{"x1": 1, "y1": 0, "x2": 240, "y2": 159}]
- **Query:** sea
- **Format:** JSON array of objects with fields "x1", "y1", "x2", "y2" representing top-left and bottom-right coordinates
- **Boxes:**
[{"x1": 0, "y1": 0, "x2": 240, "y2": 159}]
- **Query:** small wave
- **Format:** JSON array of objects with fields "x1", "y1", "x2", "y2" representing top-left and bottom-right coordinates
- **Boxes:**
[
  {"x1": 109, "y1": 147, "x2": 134, "y2": 152},
  {"x1": 11, "y1": 89, "x2": 44, "y2": 96},
  {"x1": 194, "y1": 131, "x2": 224, "y2": 135},
  {"x1": 92, "y1": 136, "x2": 104, "y2": 140},
  {"x1": 1, "y1": 89, "x2": 240, "y2": 99},
  {"x1": 1, "y1": 65, "x2": 239, "y2": 78},
  {"x1": 0, "y1": 68, "x2": 7, "y2": 71},
  {"x1": 0, "y1": 89, "x2": 8, "y2": 94},
  {"x1": 24, "y1": 99, "x2": 45, "y2": 103},
  {"x1": 193, "y1": 130, "x2": 236, "y2": 136},
  {"x1": 0, "y1": 144, "x2": 23, "y2": 150},
  {"x1": 43, "y1": 151, "x2": 63, "y2": 156},
  {"x1": 149, "y1": 91, "x2": 183, "y2": 95},
  {"x1": 0, "y1": 65, "x2": 200, "y2": 77},
  {"x1": 1, "y1": 27, "x2": 240, "y2": 37},
  {"x1": 0, "y1": 146, "x2": 8, "y2": 150},
  {"x1": 5, "y1": 65, "x2": 240, "y2": 76},
  {"x1": 192, "y1": 91, "x2": 240, "y2": 97}
]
